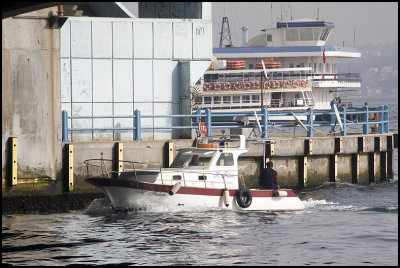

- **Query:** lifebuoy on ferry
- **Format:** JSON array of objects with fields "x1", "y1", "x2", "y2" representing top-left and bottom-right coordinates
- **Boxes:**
[
  {"x1": 243, "y1": 82, "x2": 251, "y2": 89},
  {"x1": 282, "y1": 80, "x2": 290, "y2": 88},
  {"x1": 264, "y1": 81, "x2": 271, "y2": 89},
  {"x1": 197, "y1": 143, "x2": 218, "y2": 148},
  {"x1": 301, "y1": 80, "x2": 308, "y2": 87},
  {"x1": 224, "y1": 82, "x2": 231, "y2": 90},
  {"x1": 272, "y1": 81, "x2": 280, "y2": 88},
  {"x1": 203, "y1": 83, "x2": 211, "y2": 91},
  {"x1": 214, "y1": 83, "x2": 222, "y2": 90},
  {"x1": 233, "y1": 81, "x2": 242, "y2": 90},
  {"x1": 253, "y1": 81, "x2": 260, "y2": 89},
  {"x1": 292, "y1": 80, "x2": 299, "y2": 88},
  {"x1": 235, "y1": 187, "x2": 252, "y2": 208}
]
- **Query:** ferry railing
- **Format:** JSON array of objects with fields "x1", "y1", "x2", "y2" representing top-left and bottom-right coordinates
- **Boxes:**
[{"x1": 61, "y1": 105, "x2": 389, "y2": 142}]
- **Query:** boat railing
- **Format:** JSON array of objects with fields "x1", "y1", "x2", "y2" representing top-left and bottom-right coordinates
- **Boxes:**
[{"x1": 84, "y1": 158, "x2": 158, "y2": 178}]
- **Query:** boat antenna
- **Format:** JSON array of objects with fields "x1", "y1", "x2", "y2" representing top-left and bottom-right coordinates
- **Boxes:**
[
  {"x1": 270, "y1": 2, "x2": 273, "y2": 28},
  {"x1": 317, "y1": 2, "x2": 319, "y2": 20},
  {"x1": 280, "y1": 4, "x2": 283, "y2": 21},
  {"x1": 353, "y1": 25, "x2": 356, "y2": 46}
]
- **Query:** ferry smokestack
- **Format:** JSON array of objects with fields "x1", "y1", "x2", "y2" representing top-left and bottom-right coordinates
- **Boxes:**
[{"x1": 241, "y1": 26, "x2": 248, "y2": 46}]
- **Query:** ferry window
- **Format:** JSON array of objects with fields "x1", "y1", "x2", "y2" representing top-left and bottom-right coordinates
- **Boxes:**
[
  {"x1": 313, "y1": 28, "x2": 322, "y2": 40},
  {"x1": 223, "y1": 96, "x2": 231, "y2": 104},
  {"x1": 314, "y1": 63, "x2": 317, "y2": 73},
  {"x1": 289, "y1": 63, "x2": 294, "y2": 68},
  {"x1": 285, "y1": 28, "x2": 299, "y2": 41},
  {"x1": 319, "y1": 63, "x2": 322, "y2": 73},
  {"x1": 233, "y1": 96, "x2": 240, "y2": 103},
  {"x1": 252, "y1": 95, "x2": 260, "y2": 103},
  {"x1": 216, "y1": 153, "x2": 234, "y2": 166},
  {"x1": 242, "y1": 95, "x2": 250, "y2": 103},
  {"x1": 320, "y1": 27, "x2": 331, "y2": 41},
  {"x1": 249, "y1": 64, "x2": 254, "y2": 69},
  {"x1": 327, "y1": 63, "x2": 330, "y2": 73},
  {"x1": 204, "y1": 96, "x2": 211, "y2": 104},
  {"x1": 267, "y1": 34, "x2": 272, "y2": 42},
  {"x1": 214, "y1": 96, "x2": 221, "y2": 104},
  {"x1": 299, "y1": 28, "x2": 313, "y2": 41}
]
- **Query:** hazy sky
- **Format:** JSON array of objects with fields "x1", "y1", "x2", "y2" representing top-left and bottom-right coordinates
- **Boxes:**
[{"x1": 122, "y1": 2, "x2": 398, "y2": 48}]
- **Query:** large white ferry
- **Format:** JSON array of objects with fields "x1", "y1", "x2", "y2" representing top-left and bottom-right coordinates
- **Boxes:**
[{"x1": 192, "y1": 19, "x2": 361, "y2": 120}]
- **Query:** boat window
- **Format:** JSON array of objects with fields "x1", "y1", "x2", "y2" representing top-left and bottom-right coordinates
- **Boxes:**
[
  {"x1": 213, "y1": 96, "x2": 221, "y2": 104},
  {"x1": 312, "y1": 28, "x2": 322, "y2": 40},
  {"x1": 242, "y1": 95, "x2": 250, "y2": 103},
  {"x1": 204, "y1": 96, "x2": 211, "y2": 104},
  {"x1": 173, "y1": 175, "x2": 181, "y2": 180},
  {"x1": 252, "y1": 95, "x2": 260, "y2": 103},
  {"x1": 216, "y1": 153, "x2": 234, "y2": 166},
  {"x1": 285, "y1": 28, "x2": 299, "y2": 41},
  {"x1": 233, "y1": 96, "x2": 240, "y2": 103},
  {"x1": 299, "y1": 28, "x2": 313, "y2": 41},
  {"x1": 267, "y1": 34, "x2": 272, "y2": 42},
  {"x1": 223, "y1": 96, "x2": 231, "y2": 104},
  {"x1": 319, "y1": 27, "x2": 331, "y2": 41},
  {"x1": 170, "y1": 152, "x2": 212, "y2": 168}
]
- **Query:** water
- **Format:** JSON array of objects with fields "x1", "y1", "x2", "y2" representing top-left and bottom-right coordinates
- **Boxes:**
[{"x1": 2, "y1": 103, "x2": 398, "y2": 266}]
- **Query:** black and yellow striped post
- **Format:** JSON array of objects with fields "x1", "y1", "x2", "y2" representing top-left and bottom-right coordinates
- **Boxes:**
[
  {"x1": 265, "y1": 142, "x2": 274, "y2": 168},
  {"x1": 113, "y1": 142, "x2": 124, "y2": 178},
  {"x1": 387, "y1": 135, "x2": 394, "y2": 179},
  {"x1": 62, "y1": 144, "x2": 74, "y2": 192},
  {"x1": 164, "y1": 142, "x2": 174, "y2": 168},
  {"x1": 6, "y1": 137, "x2": 18, "y2": 187}
]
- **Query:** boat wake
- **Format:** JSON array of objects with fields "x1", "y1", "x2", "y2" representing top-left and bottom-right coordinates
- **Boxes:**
[{"x1": 302, "y1": 198, "x2": 398, "y2": 214}]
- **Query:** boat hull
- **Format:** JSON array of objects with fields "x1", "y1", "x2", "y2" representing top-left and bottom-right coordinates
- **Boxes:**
[{"x1": 86, "y1": 177, "x2": 304, "y2": 212}]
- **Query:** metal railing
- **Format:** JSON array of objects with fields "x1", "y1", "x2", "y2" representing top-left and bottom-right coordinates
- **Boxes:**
[{"x1": 62, "y1": 105, "x2": 389, "y2": 142}]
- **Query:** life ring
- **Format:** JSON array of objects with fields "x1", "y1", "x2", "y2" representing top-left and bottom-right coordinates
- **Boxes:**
[
  {"x1": 224, "y1": 82, "x2": 231, "y2": 90},
  {"x1": 243, "y1": 82, "x2": 251, "y2": 89},
  {"x1": 253, "y1": 81, "x2": 260, "y2": 89},
  {"x1": 301, "y1": 80, "x2": 308, "y2": 87},
  {"x1": 272, "y1": 81, "x2": 280, "y2": 88},
  {"x1": 203, "y1": 83, "x2": 211, "y2": 91},
  {"x1": 233, "y1": 81, "x2": 242, "y2": 90},
  {"x1": 235, "y1": 187, "x2": 252, "y2": 208},
  {"x1": 282, "y1": 80, "x2": 290, "y2": 88},
  {"x1": 264, "y1": 81, "x2": 271, "y2": 89},
  {"x1": 214, "y1": 83, "x2": 222, "y2": 90},
  {"x1": 292, "y1": 80, "x2": 299, "y2": 88}
]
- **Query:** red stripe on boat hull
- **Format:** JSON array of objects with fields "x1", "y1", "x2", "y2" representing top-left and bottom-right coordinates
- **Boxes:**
[{"x1": 86, "y1": 178, "x2": 298, "y2": 198}]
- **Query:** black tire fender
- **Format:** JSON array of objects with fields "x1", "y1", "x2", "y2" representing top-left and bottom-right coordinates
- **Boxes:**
[{"x1": 235, "y1": 187, "x2": 252, "y2": 208}]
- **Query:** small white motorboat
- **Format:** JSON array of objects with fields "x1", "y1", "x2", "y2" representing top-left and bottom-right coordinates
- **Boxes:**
[{"x1": 85, "y1": 135, "x2": 304, "y2": 212}]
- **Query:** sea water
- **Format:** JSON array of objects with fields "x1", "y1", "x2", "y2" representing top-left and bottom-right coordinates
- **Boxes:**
[{"x1": 2, "y1": 102, "x2": 398, "y2": 266}]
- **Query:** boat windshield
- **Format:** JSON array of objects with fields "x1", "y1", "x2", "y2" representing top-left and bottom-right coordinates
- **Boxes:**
[{"x1": 170, "y1": 151, "x2": 213, "y2": 168}]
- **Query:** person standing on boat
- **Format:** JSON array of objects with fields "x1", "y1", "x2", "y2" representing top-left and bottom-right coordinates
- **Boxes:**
[
  {"x1": 189, "y1": 155, "x2": 201, "y2": 166},
  {"x1": 259, "y1": 161, "x2": 279, "y2": 191}
]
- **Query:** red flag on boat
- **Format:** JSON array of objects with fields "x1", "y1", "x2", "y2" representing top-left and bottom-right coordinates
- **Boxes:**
[
  {"x1": 323, "y1": 47, "x2": 326, "y2": 63},
  {"x1": 198, "y1": 122, "x2": 207, "y2": 135}
]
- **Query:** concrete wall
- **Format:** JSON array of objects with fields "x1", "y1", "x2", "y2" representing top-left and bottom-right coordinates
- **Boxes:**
[
  {"x1": 68, "y1": 134, "x2": 395, "y2": 189},
  {"x1": 60, "y1": 17, "x2": 212, "y2": 142},
  {"x1": 2, "y1": 7, "x2": 62, "y2": 180}
]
